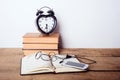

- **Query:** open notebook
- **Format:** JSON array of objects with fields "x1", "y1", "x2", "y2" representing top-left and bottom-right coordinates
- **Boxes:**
[{"x1": 20, "y1": 52, "x2": 89, "y2": 75}]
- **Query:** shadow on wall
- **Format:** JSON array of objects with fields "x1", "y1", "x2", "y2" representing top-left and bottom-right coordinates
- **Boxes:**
[{"x1": 54, "y1": 20, "x2": 63, "y2": 49}]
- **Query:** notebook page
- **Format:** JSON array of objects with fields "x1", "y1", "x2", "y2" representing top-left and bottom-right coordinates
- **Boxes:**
[{"x1": 21, "y1": 53, "x2": 53, "y2": 74}]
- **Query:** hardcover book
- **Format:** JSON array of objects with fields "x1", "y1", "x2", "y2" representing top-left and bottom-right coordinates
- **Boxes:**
[
  {"x1": 22, "y1": 33, "x2": 59, "y2": 55},
  {"x1": 23, "y1": 49, "x2": 59, "y2": 56},
  {"x1": 23, "y1": 33, "x2": 59, "y2": 44},
  {"x1": 23, "y1": 43, "x2": 58, "y2": 49}
]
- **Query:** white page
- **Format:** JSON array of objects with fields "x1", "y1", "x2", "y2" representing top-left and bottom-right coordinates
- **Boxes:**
[{"x1": 21, "y1": 52, "x2": 53, "y2": 74}]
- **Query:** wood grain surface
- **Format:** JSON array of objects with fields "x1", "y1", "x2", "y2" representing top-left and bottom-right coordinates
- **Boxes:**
[{"x1": 0, "y1": 48, "x2": 120, "y2": 80}]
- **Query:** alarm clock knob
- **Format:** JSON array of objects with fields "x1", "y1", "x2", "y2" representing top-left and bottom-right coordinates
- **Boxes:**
[
  {"x1": 47, "y1": 10, "x2": 54, "y2": 16},
  {"x1": 36, "y1": 10, "x2": 43, "y2": 16}
]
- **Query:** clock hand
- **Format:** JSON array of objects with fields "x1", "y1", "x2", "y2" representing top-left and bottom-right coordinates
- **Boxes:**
[{"x1": 45, "y1": 24, "x2": 48, "y2": 30}]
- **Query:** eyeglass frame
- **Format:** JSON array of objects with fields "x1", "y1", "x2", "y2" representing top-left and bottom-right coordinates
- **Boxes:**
[{"x1": 35, "y1": 51, "x2": 74, "y2": 63}]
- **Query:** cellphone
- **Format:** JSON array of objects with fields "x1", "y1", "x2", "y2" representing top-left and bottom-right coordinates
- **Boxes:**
[{"x1": 62, "y1": 61, "x2": 89, "y2": 70}]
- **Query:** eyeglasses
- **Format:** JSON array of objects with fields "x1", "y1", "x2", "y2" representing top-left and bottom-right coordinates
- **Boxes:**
[
  {"x1": 35, "y1": 52, "x2": 51, "y2": 61},
  {"x1": 35, "y1": 51, "x2": 96, "y2": 64},
  {"x1": 35, "y1": 51, "x2": 75, "y2": 63}
]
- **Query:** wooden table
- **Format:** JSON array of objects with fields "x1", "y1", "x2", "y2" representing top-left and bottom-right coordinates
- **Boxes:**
[{"x1": 0, "y1": 48, "x2": 120, "y2": 80}]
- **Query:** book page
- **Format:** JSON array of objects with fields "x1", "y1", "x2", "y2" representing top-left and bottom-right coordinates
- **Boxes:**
[
  {"x1": 52, "y1": 55, "x2": 85, "y2": 73},
  {"x1": 21, "y1": 53, "x2": 54, "y2": 74}
]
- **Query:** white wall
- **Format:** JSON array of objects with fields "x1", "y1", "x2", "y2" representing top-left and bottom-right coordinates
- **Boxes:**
[{"x1": 0, "y1": 0, "x2": 120, "y2": 48}]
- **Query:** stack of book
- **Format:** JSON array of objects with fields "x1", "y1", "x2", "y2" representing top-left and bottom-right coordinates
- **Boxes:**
[{"x1": 22, "y1": 33, "x2": 59, "y2": 56}]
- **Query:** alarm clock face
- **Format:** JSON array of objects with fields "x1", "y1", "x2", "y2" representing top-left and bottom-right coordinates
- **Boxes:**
[{"x1": 37, "y1": 15, "x2": 57, "y2": 34}]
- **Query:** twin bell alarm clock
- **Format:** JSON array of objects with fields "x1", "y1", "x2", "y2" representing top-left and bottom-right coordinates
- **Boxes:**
[{"x1": 36, "y1": 6, "x2": 57, "y2": 34}]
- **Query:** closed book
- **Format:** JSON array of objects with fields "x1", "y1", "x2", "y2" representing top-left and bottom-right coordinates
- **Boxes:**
[
  {"x1": 23, "y1": 43, "x2": 58, "y2": 49},
  {"x1": 23, "y1": 49, "x2": 59, "y2": 56},
  {"x1": 23, "y1": 33, "x2": 59, "y2": 44}
]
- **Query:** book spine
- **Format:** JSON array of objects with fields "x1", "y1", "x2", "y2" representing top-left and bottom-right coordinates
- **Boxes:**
[
  {"x1": 23, "y1": 43, "x2": 58, "y2": 49},
  {"x1": 23, "y1": 49, "x2": 59, "y2": 56},
  {"x1": 23, "y1": 38, "x2": 59, "y2": 44}
]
